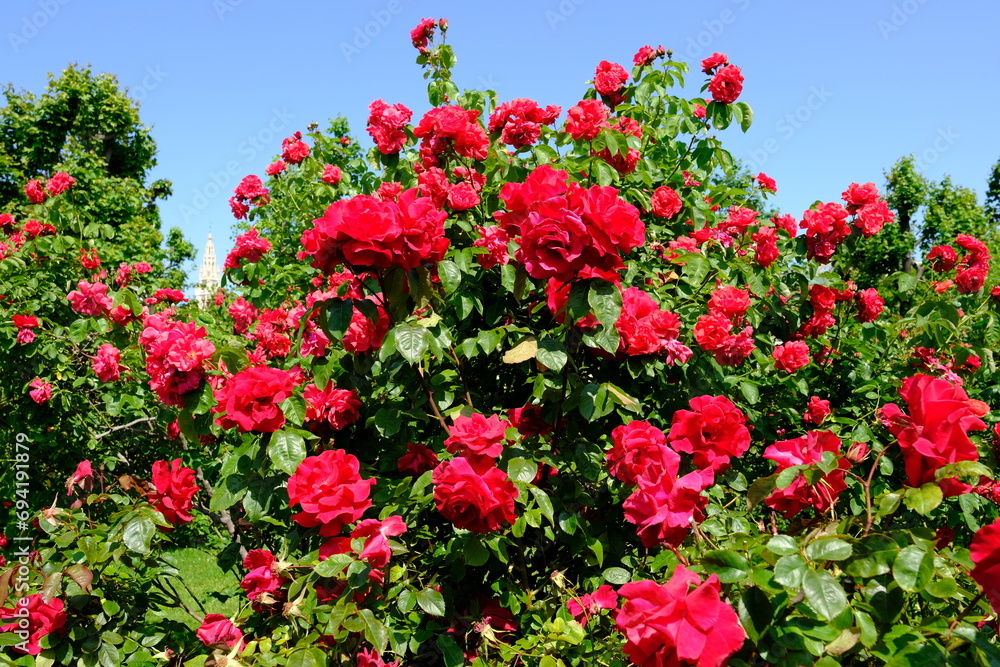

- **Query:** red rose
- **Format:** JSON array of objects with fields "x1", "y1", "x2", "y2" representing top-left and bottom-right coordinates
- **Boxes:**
[
  {"x1": 79, "y1": 247, "x2": 101, "y2": 269},
  {"x1": 855, "y1": 288, "x2": 884, "y2": 322},
  {"x1": 752, "y1": 225, "x2": 780, "y2": 267},
  {"x1": 0, "y1": 594, "x2": 67, "y2": 655},
  {"x1": 91, "y1": 344, "x2": 123, "y2": 382},
  {"x1": 926, "y1": 245, "x2": 959, "y2": 272},
  {"x1": 265, "y1": 160, "x2": 286, "y2": 176},
  {"x1": 224, "y1": 227, "x2": 272, "y2": 269},
  {"x1": 197, "y1": 614, "x2": 244, "y2": 649},
  {"x1": 444, "y1": 413, "x2": 509, "y2": 458},
  {"x1": 351, "y1": 515, "x2": 407, "y2": 569},
  {"x1": 633, "y1": 45, "x2": 664, "y2": 67},
  {"x1": 25, "y1": 179, "x2": 47, "y2": 203},
  {"x1": 343, "y1": 300, "x2": 390, "y2": 353},
  {"x1": 593, "y1": 60, "x2": 629, "y2": 103},
  {"x1": 800, "y1": 202, "x2": 851, "y2": 263},
  {"x1": 321, "y1": 164, "x2": 342, "y2": 185},
  {"x1": 855, "y1": 199, "x2": 894, "y2": 237},
  {"x1": 67, "y1": 280, "x2": 113, "y2": 317},
  {"x1": 240, "y1": 550, "x2": 288, "y2": 609},
  {"x1": 304, "y1": 383, "x2": 362, "y2": 432},
  {"x1": 700, "y1": 52, "x2": 729, "y2": 73},
  {"x1": 397, "y1": 442, "x2": 439, "y2": 476},
  {"x1": 413, "y1": 105, "x2": 489, "y2": 161},
  {"x1": 410, "y1": 17, "x2": 437, "y2": 52},
  {"x1": 367, "y1": 100, "x2": 413, "y2": 154},
  {"x1": 213, "y1": 366, "x2": 296, "y2": 433},
  {"x1": 287, "y1": 449, "x2": 375, "y2": 535},
  {"x1": 472, "y1": 225, "x2": 510, "y2": 270},
  {"x1": 507, "y1": 405, "x2": 552, "y2": 437},
  {"x1": 149, "y1": 459, "x2": 199, "y2": 525},
  {"x1": 616, "y1": 287, "x2": 684, "y2": 358},
  {"x1": 667, "y1": 395, "x2": 751, "y2": 473},
  {"x1": 567, "y1": 585, "x2": 619, "y2": 627},
  {"x1": 447, "y1": 181, "x2": 480, "y2": 210},
  {"x1": 28, "y1": 377, "x2": 52, "y2": 404},
  {"x1": 650, "y1": 186, "x2": 682, "y2": 219},
  {"x1": 707, "y1": 64, "x2": 743, "y2": 104},
  {"x1": 432, "y1": 456, "x2": 518, "y2": 533},
  {"x1": 281, "y1": 131, "x2": 310, "y2": 163},
  {"x1": 971, "y1": 518, "x2": 1000, "y2": 614},
  {"x1": 841, "y1": 181, "x2": 879, "y2": 213},
  {"x1": 756, "y1": 172, "x2": 777, "y2": 192},
  {"x1": 607, "y1": 420, "x2": 669, "y2": 485},
  {"x1": 803, "y1": 395, "x2": 832, "y2": 425},
  {"x1": 764, "y1": 430, "x2": 849, "y2": 518},
  {"x1": 564, "y1": 99, "x2": 609, "y2": 141},
  {"x1": 707, "y1": 286, "x2": 751, "y2": 320},
  {"x1": 772, "y1": 340, "x2": 810, "y2": 373},
  {"x1": 623, "y1": 446, "x2": 713, "y2": 548},
  {"x1": 615, "y1": 566, "x2": 745, "y2": 667},
  {"x1": 880, "y1": 374, "x2": 985, "y2": 495}
]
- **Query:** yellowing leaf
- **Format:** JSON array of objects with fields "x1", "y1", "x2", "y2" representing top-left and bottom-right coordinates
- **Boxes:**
[{"x1": 502, "y1": 337, "x2": 538, "y2": 364}]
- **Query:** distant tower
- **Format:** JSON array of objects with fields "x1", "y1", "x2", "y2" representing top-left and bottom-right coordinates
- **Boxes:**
[{"x1": 194, "y1": 233, "x2": 220, "y2": 307}]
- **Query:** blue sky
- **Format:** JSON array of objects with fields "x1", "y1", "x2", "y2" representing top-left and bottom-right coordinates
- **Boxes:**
[{"x1": 3, "y1": 0, "x2": 998, "y2": 283}]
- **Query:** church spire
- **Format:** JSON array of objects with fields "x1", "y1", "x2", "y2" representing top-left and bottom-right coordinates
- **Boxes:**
[{"x1": 194, "y1": 233, "x2": 220, "y2": 307}]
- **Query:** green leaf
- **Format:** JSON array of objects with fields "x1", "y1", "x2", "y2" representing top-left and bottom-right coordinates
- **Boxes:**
[
  {"x1": 314, "y1": 553, "x2": 353, "y2": 578},
  {"x1": 536, "y1": 338, "x2": 568, "y2": 371},
  {"x1": 268, "y1": 430, "x2": 306, "y2": 475},
  {"x1": 529, "y1": 487, "x2": 554, "y2": 522},
  {"x1": 739, "y1": 380, "x2": 759, "y2": 405},
  {"x1": 682, "y1": 254, "x2": 710, "y2": 286},
  {"x1": 415, "y1": 588, "x2": 446, "y2": 616},
  {"x1": 579, "y1": 383, "x2": 614, "y2": 421},
  {"x1": 748, "y1": 474, "x2": 777, "y2": 509},
  {"x1": 773, "y1": 554, "x2": 807, "y2": 588},
  {"x1": 279, "y1": 395, "x2": 307, "y2": 427},
  {"x1": 588, "y1": 279, "x2": 622, "y2": 328},
  {"x1": 438, "y1": 260, "x2": 462, "y2": 295},
  {"x1": 736, "y1": 102, "x2": 754, "y2": 132},
  {"x1": 738, "y1": 587, "x2": 773, "y2": 643},
  {"x1": 286, "y1": 648, "x2": 326, "y2": 667},
  {"x1": 935, "y1": 460, "x2": 992, "y2": 482},
  {"x1": 805, "y1": 538, "x2": 853, "y2": 562},
  {"x1": 325, "y1": 299, "x2": 354, "y2": 340},
  {"x1": 846, "y1": 535, "x2": 897, "y2": 578},
  {"x1": 903, "y1": 483, "x2": 943, "y2": 516},
  {"x1": 700, "y1": 550, "x2": 750, "y2": 583},
  {"x1": 464, "y1": 538, "x2": 489, "y2": 567},
  {"x1": 766, "y1": 535, "x2": 799, "y2": 556},
  {"x1": 394, "y1": 323, "x2": 429, "y2": 364},
  {"x1": 776, "y1": 465, "x2": 804, "y2": 490},
  {"x1": 122, "y1": 516, "x2": 155, "y2": 555},
  {"x1": 801, "y1": 569, "x2": 849, "y2": 621},
  {"x1": 892, "y1": 545, "x2": 934, "y2": 592},
  {"x1": 507, "y1": 457, "x2": 538, "y2": 484},
  {"x1": 436, "y1": 635, "x2": 465, "y2": 667},
  {"x1": 359, "y1": 608, "x2": 389, "y2": 653},
  {"x1": 603, "y1": 567, "x2": 631, "y2": 585}
]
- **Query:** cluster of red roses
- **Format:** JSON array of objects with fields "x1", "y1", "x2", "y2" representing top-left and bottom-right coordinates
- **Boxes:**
[
  {"x1": 926, "y1": 234, "x2": 992, "y2": 294},
  {"x1": 693, "y1": 285, "x2": 756, "y2": 367},
  {"x1": 432, "y1": 413, "x2": 519, "y2": 533},
  {"x1": 880, "y1": 373, "x2": 986, "y2": 496},
  {"x1": 228, "y1": 174, "x2": 270, "y2": 220},
  {"x1": 799, "y1": 182, "x2": 894, "y2": 263},
  {"x1": 494, "y1": 165, "x2": 645, "y2": 282},
  {"x1": 224, "y1": 227, "x2": 272, "y2": 270},
  {"x1": 139, "y1": 311, "x2": 216, "y2": 407},
  {"x1": 300, "y1": 189, "x2": 449, "y2": 273},
  {"x1": 24, "y1": 171, "x2": 76, "y2": 204}
]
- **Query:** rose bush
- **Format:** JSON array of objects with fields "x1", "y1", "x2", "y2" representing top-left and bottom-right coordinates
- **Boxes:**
[{"x1": 2, "y1": 22, "x2": 1000, "y2": 667}]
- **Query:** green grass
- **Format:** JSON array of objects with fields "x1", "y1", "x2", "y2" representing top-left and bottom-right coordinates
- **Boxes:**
[{"x1": 154, "y1": 548, "x2": 243, "y2": 628}]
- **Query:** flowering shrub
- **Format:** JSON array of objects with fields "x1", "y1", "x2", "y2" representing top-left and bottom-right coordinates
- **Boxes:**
[{"x1": 2, "y1": 23, "x2": 1000, "y2": 667}]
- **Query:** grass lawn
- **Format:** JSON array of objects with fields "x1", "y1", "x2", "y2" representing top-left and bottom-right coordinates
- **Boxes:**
[{"x1": 155, "y1": 548, "x2": 242, "y2": 628}]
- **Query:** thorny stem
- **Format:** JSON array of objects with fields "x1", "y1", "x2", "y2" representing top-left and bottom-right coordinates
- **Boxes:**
[
  {"x1": 448, "y1": 346, "x2": 475, "y2": 408},
  {"x1": 863, "y1": 448, "x2": 890, "y2": 536}
]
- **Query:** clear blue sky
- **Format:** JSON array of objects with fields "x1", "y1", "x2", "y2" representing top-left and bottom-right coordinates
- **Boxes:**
[{"x1": 3, "y1": 0, "x2": 999, "y2": 283}]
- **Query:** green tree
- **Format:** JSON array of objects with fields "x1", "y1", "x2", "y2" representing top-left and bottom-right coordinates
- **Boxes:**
[
  {"x1": 919, "y1": 175, "x2": 989, "y2": 254},
  {"x1": 984, "y1": 156, "x2": 1000, "y2": 228},
  {"x1": 0, "y1": 64, "x2": 193, "y2": 279}
]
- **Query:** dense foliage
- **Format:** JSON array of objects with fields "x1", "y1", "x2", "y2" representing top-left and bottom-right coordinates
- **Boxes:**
[{"x1": 2, "y1": 21, "x2": 1000, "y2": 667}]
